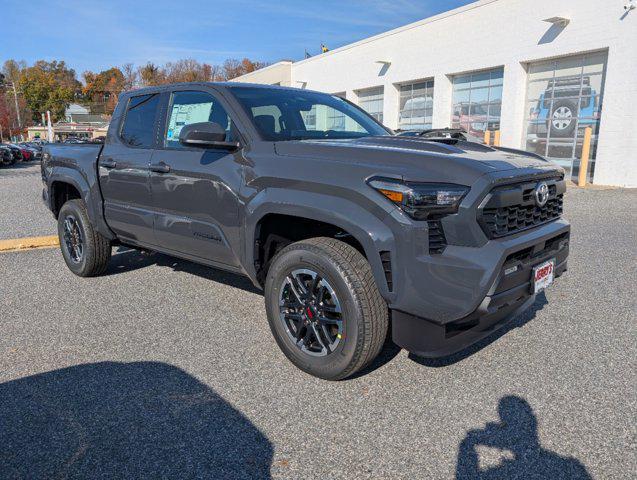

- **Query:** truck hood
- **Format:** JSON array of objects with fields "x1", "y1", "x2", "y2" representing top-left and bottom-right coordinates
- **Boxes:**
[{"x1": 274, "y1": 136, "x2": 560, "y2": 183}]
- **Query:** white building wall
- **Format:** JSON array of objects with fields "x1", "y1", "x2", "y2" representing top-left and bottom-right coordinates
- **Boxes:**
[
  {"x1": 230, "y1": 61, "x2": 293, "y2": 87},
  {"x1": 236, "y1": 0, "x2": 637, "y2": 187}
]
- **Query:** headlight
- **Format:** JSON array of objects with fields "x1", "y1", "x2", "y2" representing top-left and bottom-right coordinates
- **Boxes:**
[{"x1": 367, "y1": 177, "x2": 469, "y2": 220}]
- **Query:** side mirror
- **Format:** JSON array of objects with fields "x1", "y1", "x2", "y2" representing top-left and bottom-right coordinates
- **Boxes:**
[{"x1": 179, "y1": 122, "x2": 239, "y2": 150}]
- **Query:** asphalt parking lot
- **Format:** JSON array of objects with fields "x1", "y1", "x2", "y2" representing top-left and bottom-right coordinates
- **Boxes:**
[{"x1": 1, "y1": 163, "x2": 635, "y2": 479}]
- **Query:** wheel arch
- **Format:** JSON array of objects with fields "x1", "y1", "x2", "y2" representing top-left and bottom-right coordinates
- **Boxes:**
[
  {"x1": 48, "y1": 167, "x2": 116, "y2": 240},
  {"x1": 49, "y1": 170, "x2": 89, "y2": 218},
  {"x1": 244, "y1": 189, "x2": 396, "y2": 299}
]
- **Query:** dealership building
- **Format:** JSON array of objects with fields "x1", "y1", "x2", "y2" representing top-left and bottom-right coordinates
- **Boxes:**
[{"x1": 234, "y1": 0, "x2": 637, "y2": 187}]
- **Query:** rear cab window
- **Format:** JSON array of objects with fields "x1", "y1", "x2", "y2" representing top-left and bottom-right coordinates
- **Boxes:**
[{"x1": 120, "y1": 94, "x2": 160, "y2": 148}]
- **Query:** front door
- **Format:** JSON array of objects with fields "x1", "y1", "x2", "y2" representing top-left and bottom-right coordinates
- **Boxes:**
[
  {"x1": 150, "y1": 89, "x2": 243, "y2": 268},
  {"x1": 99, "y1": 93, "x2": 160, "y2": 245}
]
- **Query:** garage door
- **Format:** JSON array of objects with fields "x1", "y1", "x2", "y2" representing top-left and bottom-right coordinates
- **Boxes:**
[{"x1": 524, "y1": 51, "x2": 607, "y2": 182}]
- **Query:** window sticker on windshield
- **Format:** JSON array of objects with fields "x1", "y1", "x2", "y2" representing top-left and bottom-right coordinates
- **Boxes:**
[{"x1": 167, "y1": 102, "x2": 213, "y2": 140}]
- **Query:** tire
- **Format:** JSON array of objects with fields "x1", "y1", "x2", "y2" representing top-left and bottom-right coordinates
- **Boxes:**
[
  {"x1": 265, "y1": 237, "x2": 388, "y2": 380},
  {"x1": 549, "y1": 99, "x2": 578, "y2": 138},
  {"x1": 57, "y1": 199, "x2": 111, "y2": 277}
]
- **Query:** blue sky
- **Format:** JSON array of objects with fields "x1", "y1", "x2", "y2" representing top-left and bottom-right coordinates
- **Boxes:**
[{"x1": 1, "y1": 0, "x2": 474, "y2": 76}]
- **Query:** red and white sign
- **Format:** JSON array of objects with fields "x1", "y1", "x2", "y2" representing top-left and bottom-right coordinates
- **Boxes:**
[{"x1": 533, "y1": 258, "x2": 555, "y2": 294}]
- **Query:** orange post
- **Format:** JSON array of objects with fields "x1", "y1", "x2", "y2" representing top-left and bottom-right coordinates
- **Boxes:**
[
  {"x1": 578, "y1": 127, "x2": 593, "y2": 187},
  {"x1": 484, "y1": 130, "x2": 491, "y2": 145},
  {"x1": 494, "y1": 130, "x2": 501, "y2": 147}
]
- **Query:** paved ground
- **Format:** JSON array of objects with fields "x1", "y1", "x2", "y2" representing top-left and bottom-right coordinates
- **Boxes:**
[
  {"x1": 0, "y1": 164, "x2": 635, "y2": 479},
  {"x1": 0, "y1": 162, "x2": 52, "y2": 240}
]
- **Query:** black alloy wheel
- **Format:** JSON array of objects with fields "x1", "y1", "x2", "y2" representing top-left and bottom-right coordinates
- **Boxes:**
[
  {"x1": 265, "y1": 237, "x2": 388, "y2": 380},
  {"x1": 62, "y1": 215, "x2": 84, "y2": 263},
  {"x1": 279, "y1": 268, "x2": 344, "y2": 357},
  {"x1": 57, "y1": 199, "x2": 112, "y2": 277}
]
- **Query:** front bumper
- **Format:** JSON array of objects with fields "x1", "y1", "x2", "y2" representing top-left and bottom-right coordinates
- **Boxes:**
[{"x1": 390, "y1": 221, "x2": 570, "y2": 357}]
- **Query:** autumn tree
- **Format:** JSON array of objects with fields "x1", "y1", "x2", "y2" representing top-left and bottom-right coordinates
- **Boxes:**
[
  {"x1": 82, "y1": 67, "x2": 125, "y2": 114},
  {"x1": 136, "y1": 57, "x2": 267, "y2": 86},
  {"x1": 221, "y1": 58, "x2": 268, "y2": 80},
  {"x1": 138, "y1": 62, "x2": 165, "y2": 87},
  {"x1": 162, "y1": 58, "x2": 220, "y2": 83},
  {"x1": 17, "y1": 60, "x2": 80, "y2": 122},
  {"x1": 0, "y1": 94, "x2": 13, "y2": 138},
  {"x1": 122, "y1": 63, "x2": 138, "y2": 91},
  {"x1": 2, "y1": 59, "x2": 27, "y2": 85},
  {"x1": 1, "y1": 60, "x2": 32, "y2": 131},
  {"x1": 38, "y1": 60, "x2": 80, "y2": 91}
]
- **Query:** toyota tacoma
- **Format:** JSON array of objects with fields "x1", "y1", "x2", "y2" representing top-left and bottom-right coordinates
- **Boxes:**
[{"x1": 41, "y1": 83, "x2": 569, "y2": 380}]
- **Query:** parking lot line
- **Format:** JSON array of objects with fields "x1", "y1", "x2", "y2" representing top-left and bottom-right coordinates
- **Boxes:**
[{"x1": 0, "y1": 235, "x2": 59, "y2": 253}]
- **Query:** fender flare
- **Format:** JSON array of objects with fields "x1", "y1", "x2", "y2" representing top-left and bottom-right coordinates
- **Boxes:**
[
  {"x1": 244, "y1": 188, "x2": 398, "y2": 299},
  {"x1": 48, "y1": 167, "x2": 116, "y2": 240}
]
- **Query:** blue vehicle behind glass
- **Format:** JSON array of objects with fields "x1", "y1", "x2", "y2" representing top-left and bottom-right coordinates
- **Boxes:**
[{"x1": 529, "y1": 75, "x2": 599, "y2": 138}]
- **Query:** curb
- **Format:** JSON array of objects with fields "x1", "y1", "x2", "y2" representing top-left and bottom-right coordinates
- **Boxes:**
[{"x1": 0, "y1": 235, "x2": 59, "y2": 253}]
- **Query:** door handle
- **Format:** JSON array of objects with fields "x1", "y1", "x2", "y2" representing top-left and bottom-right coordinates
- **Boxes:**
[
  {"x1": 150, "y1": 162, "x2": 171, "y2": 173},
  {"x1": 101, "y1": 158, "x2": 117, "y2": 169}
]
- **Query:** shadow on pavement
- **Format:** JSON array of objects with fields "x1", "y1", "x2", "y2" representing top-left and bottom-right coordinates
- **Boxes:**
[
  {"x1": 106, "y1": 247, "x2": 260, "y2": 294},
  {"x1": 408, "y1": 292, "x2": 549, "y2": 368},
  {"x1": 0, "y1": 361, "x2": 273, "y2": 479},
  {"x1": 456, "y1": 395, "x2": 591, "y2": 479}
]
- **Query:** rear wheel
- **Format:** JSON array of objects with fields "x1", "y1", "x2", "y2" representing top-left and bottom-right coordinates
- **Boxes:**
[
  {"x1": 57, "y1": 199, "x2": 111, "y2": 277},
  {"x1": 265, "y1": 237, "x2": 388, "y2": 380}
]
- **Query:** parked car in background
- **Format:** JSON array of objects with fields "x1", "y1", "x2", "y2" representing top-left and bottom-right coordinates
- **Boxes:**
[
  {"x1": 529, "y1": 75, "x2": 599, "y2": 138},
  {"x1": 4, "y1": 144, "x2": 23, "y2": 163},
  {"x1": 16, "y1": 145, "x2": 32, "y2": 161},
  {"x1": 451, "y1": 102, "x2": 490, "y2": 137},
  {"x1": 63, "y1": 137, "x2": 88, "y2": 144},
  {"x1": 20, "y1": 143, "x2": 42, "y2": 161},
  {"x1": 0, "y1": 145, "x2": 16, "y2": 166},
  {"x1": 396, "y1": 127, "x2": 485, "y2": 144},
  {"x1": 25, "y1": 141, "x2": 45, "y2": 150}
]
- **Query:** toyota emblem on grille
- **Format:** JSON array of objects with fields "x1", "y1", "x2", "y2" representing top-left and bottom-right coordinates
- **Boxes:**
[{"x1": 534, "y1": 182, "x2": 549, "y2": 207}]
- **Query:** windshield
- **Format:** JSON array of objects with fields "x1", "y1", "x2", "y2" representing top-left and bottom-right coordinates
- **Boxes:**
[{"x1": 229, "y1": 86, "x2": 390, "y2": 141}]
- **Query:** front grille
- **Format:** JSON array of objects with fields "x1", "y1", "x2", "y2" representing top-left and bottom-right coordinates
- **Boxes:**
[
  {"x1": 479, "y1": 176, "x2": 565, "y2": 239},
  {"x1": 428, "y1": 220, "x2": 447, "y2": 254}
]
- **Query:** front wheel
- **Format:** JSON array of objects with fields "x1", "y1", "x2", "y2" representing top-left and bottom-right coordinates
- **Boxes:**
[
  {"x1": 57, "y1": 199, "x2": 111, "y2": 277},
  {"x1": 265, "y1": 237, "x2": 388, "y2": 380}
]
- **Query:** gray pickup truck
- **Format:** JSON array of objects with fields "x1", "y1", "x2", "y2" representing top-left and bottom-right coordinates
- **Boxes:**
[{"x1": 42, "y1": 83, "x2": 569, "y2": 380}]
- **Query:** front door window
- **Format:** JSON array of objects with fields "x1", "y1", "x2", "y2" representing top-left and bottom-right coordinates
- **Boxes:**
[{"x1": 165, "y1": 91, "x2": 234, "y2": 148}]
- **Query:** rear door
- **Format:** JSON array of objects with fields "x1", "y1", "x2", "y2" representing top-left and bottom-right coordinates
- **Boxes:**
[
  {"x1": 99, "y1": 92, "x2": 160, "y2": 246},
  {"x1": 150, "y1": 88, "x2": 244, "y2": 267}
]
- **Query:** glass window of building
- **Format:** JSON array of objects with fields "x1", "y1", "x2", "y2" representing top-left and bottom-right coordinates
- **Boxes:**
[
  {"x1": 524, "y1": 51, "x2": 607, "y2": 182},
  {"x1": 300, "y1": 104, "x2": 354, "y2": 132},
  {"x1": 451, "y1": 67, "x2": 503, "y2": 138},
  {"x1": 399, "y1": 80, "x2": 434, "y2": 130},
  {"x1": 356, "y1": 87, "x2": 384, "y2": 123},
  {"x1": 324, "y1": 92, "x2": 347, "y2": 130}
]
